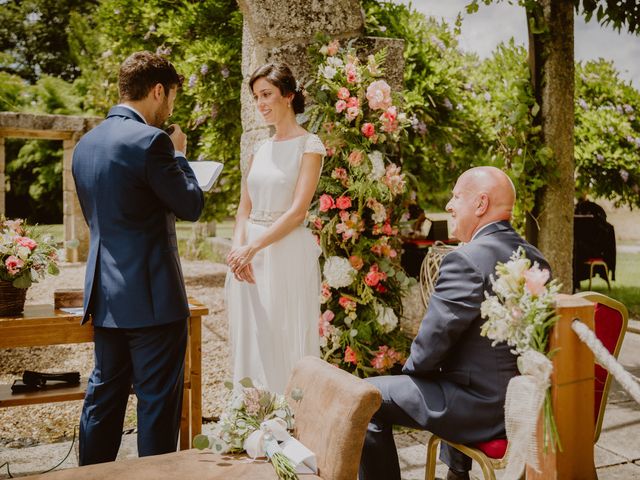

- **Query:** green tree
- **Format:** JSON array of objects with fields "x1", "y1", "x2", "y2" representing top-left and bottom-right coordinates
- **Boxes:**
[
  {"x1": 74, "y1": 0, "x2": 243, "y2": 221},
  {"x1": 363, "y1": 0, "x2": 489, "y2": 209},
  {"x1": 0, "y1": 0, "x2": 98, "y2": 83},
  {"x1": 575, "y1": 59, "x2": 640, "y2": 206}
]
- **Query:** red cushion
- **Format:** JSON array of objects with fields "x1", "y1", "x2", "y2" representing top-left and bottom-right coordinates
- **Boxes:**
[
  {"x1": 593, "y1": 303, "x2": 623, "y2": 422},
  {"x1": 474, "y1": 439, "x2": 508, "y2": 459},
  {"x1": 585, "y1": 257, "x2": 605, "y2": 264}
]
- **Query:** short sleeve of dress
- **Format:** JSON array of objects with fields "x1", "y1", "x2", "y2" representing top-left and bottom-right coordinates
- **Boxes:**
[
  {"x1": 252, "y1": 138, "x2": 268, "y2": 155},
  {"x1": 303, "y1": 134, "x2": 326, "y2": 156}
]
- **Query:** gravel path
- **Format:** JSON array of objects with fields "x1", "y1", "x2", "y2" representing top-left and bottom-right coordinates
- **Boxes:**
[{"x1": 0, "y1": 260, "x2": 230, "y2": 448}]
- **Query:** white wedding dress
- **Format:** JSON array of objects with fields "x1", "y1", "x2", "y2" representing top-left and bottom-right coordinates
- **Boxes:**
[{"x1": 226, "y1": 133, "x2": 326, "y2": 393}]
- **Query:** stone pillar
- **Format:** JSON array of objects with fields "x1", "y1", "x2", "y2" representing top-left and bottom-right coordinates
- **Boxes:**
[
  {"x1": 237, "y1": 0, "x2": 365, "y2": 171},
  {"x1": 0, "y1": 137, "x2": 4, "y2": 215},
  {"x1": 63, "y1": 135, "x2": 89, "y2": 262}
]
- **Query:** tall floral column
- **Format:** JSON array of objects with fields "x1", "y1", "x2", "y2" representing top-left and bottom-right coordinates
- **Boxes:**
[{"x1": 307, "y1": 40, "x2": 415, "y2": 377}]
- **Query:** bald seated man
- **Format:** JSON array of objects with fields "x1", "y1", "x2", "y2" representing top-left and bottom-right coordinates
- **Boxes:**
[{"x1": 359, "y1": 167, "x2": 550, "y2": 480}]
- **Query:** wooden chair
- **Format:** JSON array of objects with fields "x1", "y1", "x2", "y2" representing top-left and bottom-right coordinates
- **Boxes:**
[
  {"x1": 584, "y1": 258, "x2": 611, "y2": 291},
  {"x1": 424, "y1": 292, "x2": 628, "y2": 480},
  {"x1": 284, "y1": 356, "x2": 382, "y2": 480}
]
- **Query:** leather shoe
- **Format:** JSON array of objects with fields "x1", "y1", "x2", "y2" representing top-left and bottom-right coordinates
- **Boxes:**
[{"x1": 446, "y1": 468, "x2": 470, "y2": 480}]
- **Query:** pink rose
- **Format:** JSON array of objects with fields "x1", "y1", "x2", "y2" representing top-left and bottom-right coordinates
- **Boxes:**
[
  {"x1": 344, "y1": 346, "x2": 357, "y2": 365},
  {"x1": 348, "y1": 150, "x2": 364, "y2": 167},
  {"x1": 380, "y1": 106, "x2": 399, "y2": 133},
  {"x1": 345, "y1": 106, "x2": 359, "y2": 122},
  {"x1": 319, "y1": 194, "x2": 335, "y2": 212},
  {"x1": 346, "y1": 96, "x2": 359, "y2": 108},
  {"x1": 322, "y1": 309, "x2": 335, "y2": 323},
  {"x1": 335, "y1": 99, "x2": 347, "y2": 113},
  {"x1": 336, "y1": 196, "x2": 352, "y2": 210},
  {"x1": 332, "y1": 167, "x2": 348, "y2": 181},
  {"x1": 345, "y1": 63, "x2": 358, "y2": 84},
  {"x1": 349, "y1": 255, "x2": 364, "y2": 271},
  {"x1": 5, "y1": 255, "x2": 24, "y2": 275},
  {"x1": 523, "y1": 266, "x2": 550, "y2": 296},
  {"x1": 366, "y1": 80, "x2": 392, "y2": 110},
  {"x1": 327, "y1": 40, "x2": 340, "y2": 56},
  {"x1": 337, "y1": 87, "x2": 350, "y2": 100},
  {"x1": 15, "y1": 236, "x2": 37, "y2": 250},
  {"x1": 361, "y1": 123, "x2": 375, "y2": 138},
  {"x1": 338, "y1": 296, "x2": 356, "y2": 311}
]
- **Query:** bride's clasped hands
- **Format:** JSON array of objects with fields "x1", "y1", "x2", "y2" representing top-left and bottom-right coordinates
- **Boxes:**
[{"x1": 226, "y1": 245, "x2": 256, "y2": 283}]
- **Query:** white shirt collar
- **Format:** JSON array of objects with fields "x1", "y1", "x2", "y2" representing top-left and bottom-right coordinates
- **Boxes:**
[
  {"x1": 471, "y1": 221, "x2": 501, "y2": 241},
  {"x1": 117, "y1": 103, "x2": 147, "y2": 124}
]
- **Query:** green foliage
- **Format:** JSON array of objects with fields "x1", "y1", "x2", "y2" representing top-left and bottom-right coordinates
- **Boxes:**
[
  {"x1": 73, "y1": 0, "x2": 243, "y2": 221},
  {"x1": 0, "y1": 0, "x2": 98, "y2": 83},
  {"x1": 363, "y1": 0, "x2": 489, "y2": 209},
  {"x1": 575, "y1": 60, "x2": 640, "y2": 207},
  {"x1": 575, "y1": 0, "x2": 640, "y2": 34},
  {"x1": 0, "y1": 72, "x2": 85, "y2": 223},
  {"x1": 466, "y1": 40, "x2": 553, "y2": 230}
]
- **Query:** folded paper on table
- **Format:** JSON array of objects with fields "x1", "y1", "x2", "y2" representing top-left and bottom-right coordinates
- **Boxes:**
[
  {"x1": 188, "y1": 160, "x2": 223, "y2": 191},
  {"x1": 59, "y1": 307, "x2": 84, "y2": 315}
]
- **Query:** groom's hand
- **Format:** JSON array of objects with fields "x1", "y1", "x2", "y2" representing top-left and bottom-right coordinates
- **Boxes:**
[{"x1": 167, "y1": 124, "x2": 187, "y2": 156}]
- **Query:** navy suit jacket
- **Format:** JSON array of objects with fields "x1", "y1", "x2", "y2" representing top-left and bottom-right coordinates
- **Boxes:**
[
  {"x1": 72, "y1": 106, "x2": 204, "y2": 328},
  {"x1": 399, "y1": 221, "x2": 550, "y2": 443}
]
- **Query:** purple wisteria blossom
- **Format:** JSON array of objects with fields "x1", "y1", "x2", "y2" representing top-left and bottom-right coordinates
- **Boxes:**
[
  {"x1": 578, "y1": 98, "x2": 588, "y2": 110},
  {"x1": 444, "y1": 143, "x2": 453, "y2": 154},
  {"x1": 200, "y1": 65, "x2": 209, "y2": 75},
  {"x1": 443, "y1": 98, "x2": 453, "y2": 111},
  {"x1": 188, "y1": 74, "x2": 197, "y2": 88},
  {"x1": 620, "y1": 169, "x2": 629, "y2": 183}
]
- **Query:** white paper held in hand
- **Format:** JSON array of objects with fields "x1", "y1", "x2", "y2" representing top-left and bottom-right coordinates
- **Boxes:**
[{"x1": 188, "y1": 161, "x2": 223, "y2": 192}]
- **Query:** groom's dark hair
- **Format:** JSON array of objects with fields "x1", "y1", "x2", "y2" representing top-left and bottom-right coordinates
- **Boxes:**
[{"x1": 119, "y1": 51, "x2": 184, "y2": 101}]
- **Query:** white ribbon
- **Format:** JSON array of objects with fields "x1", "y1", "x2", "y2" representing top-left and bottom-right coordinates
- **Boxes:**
[
  {"x1": 502, "y1": 350, "x2": 553, "y2": 480},
  {"x1": 243, "y1": 418, "x2": 318, "y2": 474},
  {"x1": 244, "y1": 418, "x2": 290, "y2": 458}
]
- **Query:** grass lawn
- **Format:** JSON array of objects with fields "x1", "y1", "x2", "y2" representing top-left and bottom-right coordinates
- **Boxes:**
[{"x1": 577, "y1": 251, "x2": 640, "y2": 319}]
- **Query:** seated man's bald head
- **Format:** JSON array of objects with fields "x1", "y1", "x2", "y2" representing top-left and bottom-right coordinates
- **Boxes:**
[{"x1": 446, "y1": 166, "x2": 516, "y2": 242}]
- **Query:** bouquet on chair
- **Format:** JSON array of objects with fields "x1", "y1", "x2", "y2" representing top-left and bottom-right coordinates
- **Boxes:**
[
  {"x1": 479, "y1": 247, "x2": 562, "y2": 475},
  {"x1": 193, "y1": 378, "x2": 315, "y2": 480}
]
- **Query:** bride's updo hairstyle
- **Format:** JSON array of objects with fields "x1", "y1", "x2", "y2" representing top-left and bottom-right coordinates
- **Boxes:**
[{"x1": 249, "y1": 62, "x2": 305, "y2": 114}]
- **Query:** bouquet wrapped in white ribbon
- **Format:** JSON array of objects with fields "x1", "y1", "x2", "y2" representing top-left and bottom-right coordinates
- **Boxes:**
[
  {"x1": 193, "y1": 378, "x2": 315, "y2": 480},
  {"x1": 480, "y1": 247, "x2": 562, "y2": 478}
]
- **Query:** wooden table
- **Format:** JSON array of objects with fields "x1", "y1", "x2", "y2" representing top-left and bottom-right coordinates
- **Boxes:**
[{"x1": 0, "y1": 299, "x2": 208, "y2": 450}]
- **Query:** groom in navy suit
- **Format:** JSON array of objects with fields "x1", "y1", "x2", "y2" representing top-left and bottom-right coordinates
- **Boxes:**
[
  {"x1": 359, "y1": 167, "x2": 550, "y2": 480},
  {"x1": 72, "y1": 51, "x2": 204, "y2": 465}
]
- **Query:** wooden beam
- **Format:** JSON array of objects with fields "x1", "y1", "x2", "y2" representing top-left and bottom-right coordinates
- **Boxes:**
[{"x1": 0, "y1": 127, "x2": 74, "y2": 141}]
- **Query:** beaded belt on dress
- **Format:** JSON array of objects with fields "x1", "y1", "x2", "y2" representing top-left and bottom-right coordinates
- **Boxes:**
[{"x1": 248, "y1": 210, "x2": 286, "y2": 226}]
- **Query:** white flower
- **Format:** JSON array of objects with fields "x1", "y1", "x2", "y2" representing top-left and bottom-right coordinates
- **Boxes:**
[
  {"x1": 375, "y1": 304, "x2": 398, "y2": 333},
  {"x1": 323, "y1": 256, "x2": 356, "y2": 288},
  {"x1": 319, "y1": 65, "x2": 337, "y2": 80},
  {"x1": 327, "y1": 56, "x2": 344, "y2": 68},
  {"x1": 368, "y1": 151, "x2": 385, "y2": 180}
]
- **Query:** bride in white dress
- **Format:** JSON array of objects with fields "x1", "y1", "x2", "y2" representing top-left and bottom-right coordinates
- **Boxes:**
[{"x1": 225, "y1": 63, "x2": 326, "y2": 393}]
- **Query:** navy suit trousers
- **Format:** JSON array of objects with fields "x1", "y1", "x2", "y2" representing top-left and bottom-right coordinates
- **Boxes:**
[
  {"x1": 359, "y1": 375, "x2": 472, "y2": 480},
  {"x1": 79, "y1": 319, "x2": 188, "y2": 465}
]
